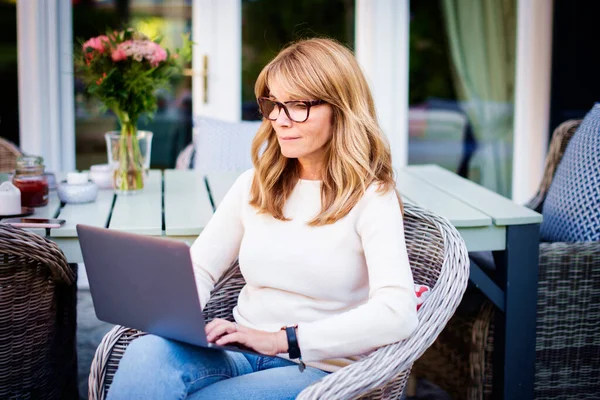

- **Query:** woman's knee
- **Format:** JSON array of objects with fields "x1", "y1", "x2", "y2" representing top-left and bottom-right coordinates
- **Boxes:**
[
  {"x1": 108, "y1": 335, "x2": 193, "y2": 399},
  {"x1": 121, "y1": 334, "x2": 178, "y2": 367}
]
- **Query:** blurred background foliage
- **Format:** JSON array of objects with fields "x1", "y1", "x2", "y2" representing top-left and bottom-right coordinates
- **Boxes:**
[
  {"x1": 0, "y1": 1, "x2": 18, "y2": 145},
  {"x1": 241, "y1": 0, "x2": 355, "y2": 107},
  {"x1": 409, "y1": 0, "x2": 456, "y2": 104}
]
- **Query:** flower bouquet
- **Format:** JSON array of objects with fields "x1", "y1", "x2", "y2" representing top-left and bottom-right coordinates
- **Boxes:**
[{"x1": 76, "y1": 29, "x2": 190, "y2": 193}]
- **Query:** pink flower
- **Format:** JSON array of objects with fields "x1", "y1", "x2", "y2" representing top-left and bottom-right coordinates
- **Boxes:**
[
  {"x1": 83, "y1": 35, "x2": 110, "y2": 54},
  {"x1": 111, "y1": 47, "x2": 128, "y2": 62},
  {"x1": 111, "y1": 40, "x2": 169, "y2": 67},
  {"x1": 150, "y1": 43, "x2": 167, "y2": 67}
]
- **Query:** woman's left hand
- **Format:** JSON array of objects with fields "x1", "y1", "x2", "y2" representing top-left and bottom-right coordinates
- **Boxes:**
[{"x1": 205, "y1": 318, "x2": 288, "y2": 356}]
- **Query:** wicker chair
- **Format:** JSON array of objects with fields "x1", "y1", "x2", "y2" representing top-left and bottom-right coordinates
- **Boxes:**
[
  {"x1": 414, "y1": 119, "x2": 600, "y2": 399},
  {"x1": 88, "y1": 202, "x2": 470, "y2": 399},
  {"x1": 0, "y1": 137, "x2": 22, "y2": 173},
  {"x1": 0, "y1": 224, "x2": 78, "y2": 399}
]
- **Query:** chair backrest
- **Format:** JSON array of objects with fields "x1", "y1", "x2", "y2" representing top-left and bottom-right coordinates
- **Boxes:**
[
  {"x1": 175, "y1": 143, "x2": 195, "y2": 170},
  {"x1": 0, "y1": 137, "x2": 23, "y2": 173},
  {"x1": 408, "y1": 108, "x2": 468, "y2": 174},
  {"x1": 0, "y1": 224, "x2": 76, "y2": 399},
  {"x1": 526, "y1": 119, "x2": 581, "y2": 212},
  {"x1": 403, "y1": 203, "x2": 446, "y2": 286},
  {"x1": 192, "y1": 117, "x2": 262, "y2": 174}
]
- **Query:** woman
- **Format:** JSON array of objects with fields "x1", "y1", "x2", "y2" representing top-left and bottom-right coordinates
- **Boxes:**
[{"x1": 107, "y1": 38, "x2": 418, "y2": 399}]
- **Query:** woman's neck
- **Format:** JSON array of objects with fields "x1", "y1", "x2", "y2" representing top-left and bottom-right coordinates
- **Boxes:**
[{"x1": 298, "y1": 161, "x2": 323, "y2": 181}]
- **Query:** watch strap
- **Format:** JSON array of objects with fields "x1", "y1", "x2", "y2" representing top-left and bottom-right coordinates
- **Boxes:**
[{"x1": 283, "y1": 325, "x2": 301, "y2": 360}]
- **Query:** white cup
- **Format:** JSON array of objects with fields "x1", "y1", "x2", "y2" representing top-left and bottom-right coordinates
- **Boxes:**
[
  {"x1": 0, "y1": 181, "x2": 22, "y2": 215},
  {"x1": 67, "y1": 171, "x2": 89, "y2": 185},
  {"x1": 89, "y1": 164, "x2": 114, "y2": 189}
]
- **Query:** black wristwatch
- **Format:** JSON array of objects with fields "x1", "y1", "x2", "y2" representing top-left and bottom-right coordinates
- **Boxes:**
[{"x1": 281, "y1": 324, "x2": 305, "y2": 372}]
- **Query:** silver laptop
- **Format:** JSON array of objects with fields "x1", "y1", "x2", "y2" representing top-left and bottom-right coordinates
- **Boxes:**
[{"x1": 77, "y1": 224, "x2": 257, "y2": 355}]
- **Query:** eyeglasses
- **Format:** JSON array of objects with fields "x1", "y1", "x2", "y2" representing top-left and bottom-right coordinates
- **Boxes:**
[{"x1": 257, "y1": 97, "x2": 325, "y2": 123}]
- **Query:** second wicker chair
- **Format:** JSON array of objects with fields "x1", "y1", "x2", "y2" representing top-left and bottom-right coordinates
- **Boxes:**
[
  {"x1": 88, "y1": 202, "x2": 470, "y2": 399},
  {"x1": 0, "y1": 223, "x2": 78, "y2": 399},
  {"x1": 414, "y1": 119, "x2": 600, "y2": 399}
]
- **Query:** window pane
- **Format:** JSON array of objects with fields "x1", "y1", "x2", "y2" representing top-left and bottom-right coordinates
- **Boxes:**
[
  {"x1": 408, "y1": 0, "x2": 516, "y2": 197},
  {"x1": 241, "y1": 0, "x2": 355, "y2": 120},
  {"x1": 0, "y1": 0, "x2": 19, "y2": 149},
  {"x1": 73, "y1": 0, "x2": 192, "y2": 171}
]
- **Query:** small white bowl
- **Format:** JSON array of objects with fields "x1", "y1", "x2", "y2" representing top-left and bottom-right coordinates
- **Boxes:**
[
  {"x1": 90, "y1": 164, "x2": 114, "y2": 189},
  {"x1": 57, "y1": 181, "x2": 98, "y2": 204}
]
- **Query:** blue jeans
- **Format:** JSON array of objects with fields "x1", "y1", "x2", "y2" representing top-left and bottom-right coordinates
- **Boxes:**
[{"x1": 106, "y1": 334, "x2": 329, "y2": 399}]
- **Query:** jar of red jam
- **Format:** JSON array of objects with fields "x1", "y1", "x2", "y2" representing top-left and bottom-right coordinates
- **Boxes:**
[{"x1": 12, "y1": 155, "x2": 49, "y2": 207}]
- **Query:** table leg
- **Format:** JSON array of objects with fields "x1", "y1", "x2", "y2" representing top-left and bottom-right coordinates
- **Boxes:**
[{"x1": 492, "y1": 223, "x2": 540, "y2": 400}]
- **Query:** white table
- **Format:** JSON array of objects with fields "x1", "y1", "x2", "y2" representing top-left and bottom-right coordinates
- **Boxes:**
[
  {"x1": 1, "y1": 165, "x2": 542, "y2": 400},
  {"x1": 4, "y1": 170, "x2": 214, "y2": 263}
]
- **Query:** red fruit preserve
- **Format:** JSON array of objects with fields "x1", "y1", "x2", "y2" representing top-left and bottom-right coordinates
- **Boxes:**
[{"x1": 12, "y1": 156, "x2": 49, "y2": 207}]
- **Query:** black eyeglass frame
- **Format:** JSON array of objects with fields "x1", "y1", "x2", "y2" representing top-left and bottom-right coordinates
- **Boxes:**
[{"x1": 257, "y1": 97, "x2": 326, "y2": 123}]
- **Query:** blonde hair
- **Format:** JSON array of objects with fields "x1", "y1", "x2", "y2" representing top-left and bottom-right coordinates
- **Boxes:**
[{"x1": 250, "y1": 38, "x2": 400, "y2": 226}]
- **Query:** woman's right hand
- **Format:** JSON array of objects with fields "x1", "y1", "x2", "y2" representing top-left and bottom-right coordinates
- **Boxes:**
[
  {"x1": 205, "y1": 318, "x2": 288, "y2": 356},
  {"x1": 205, "y1": 318, "x2": 238, "y2": 343}
]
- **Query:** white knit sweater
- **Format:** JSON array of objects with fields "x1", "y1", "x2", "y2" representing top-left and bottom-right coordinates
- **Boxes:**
[{"x1": 190, "y1": 169, "x2": 418, "y2": 372}]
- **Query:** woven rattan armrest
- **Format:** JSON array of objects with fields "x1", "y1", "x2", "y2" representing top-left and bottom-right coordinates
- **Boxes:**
[
  {"x1": 88, "y1": 326, "x2": 146, "y2": 400},
  {"x1": 0, "y1": 224, "x2": 74, "y2": 285},
  {"x1": 525, "y1": 119, "x2": 581, "y2": 213},
  {"x1": 298, "y1": 302, "x2": 466, "y2": 400}
]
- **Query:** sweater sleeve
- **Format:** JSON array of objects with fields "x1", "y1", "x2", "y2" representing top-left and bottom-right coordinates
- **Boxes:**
[
  {"x1": 297, "y1": 187, "x2": 419, "y2": 361},
  {"x1": 190, "y1": 169, "x2": 252, "y2": 308}
]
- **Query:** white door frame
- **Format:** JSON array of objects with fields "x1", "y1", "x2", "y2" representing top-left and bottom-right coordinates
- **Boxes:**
[
  {"x1": 511, "y1": 0, "x2": 554, "y2": 203},
  {"x1": 191, "y1": 0, "x2": 241, "y2": 122},
  {"x1": 355, "y1": 0, "x2": 410, "y2": 174},
  {"x1": 17, "y1": 0, "x2": 75, "y2": 172}
]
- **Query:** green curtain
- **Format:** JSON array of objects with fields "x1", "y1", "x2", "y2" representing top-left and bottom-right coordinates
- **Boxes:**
[{"x1": 441, "y1": 0, "x2": 517, "y2": 196}]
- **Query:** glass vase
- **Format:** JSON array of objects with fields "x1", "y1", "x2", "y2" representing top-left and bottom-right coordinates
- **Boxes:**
[{"x1": 105, "y1": 125, "x2": 153, "y2": 195}]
